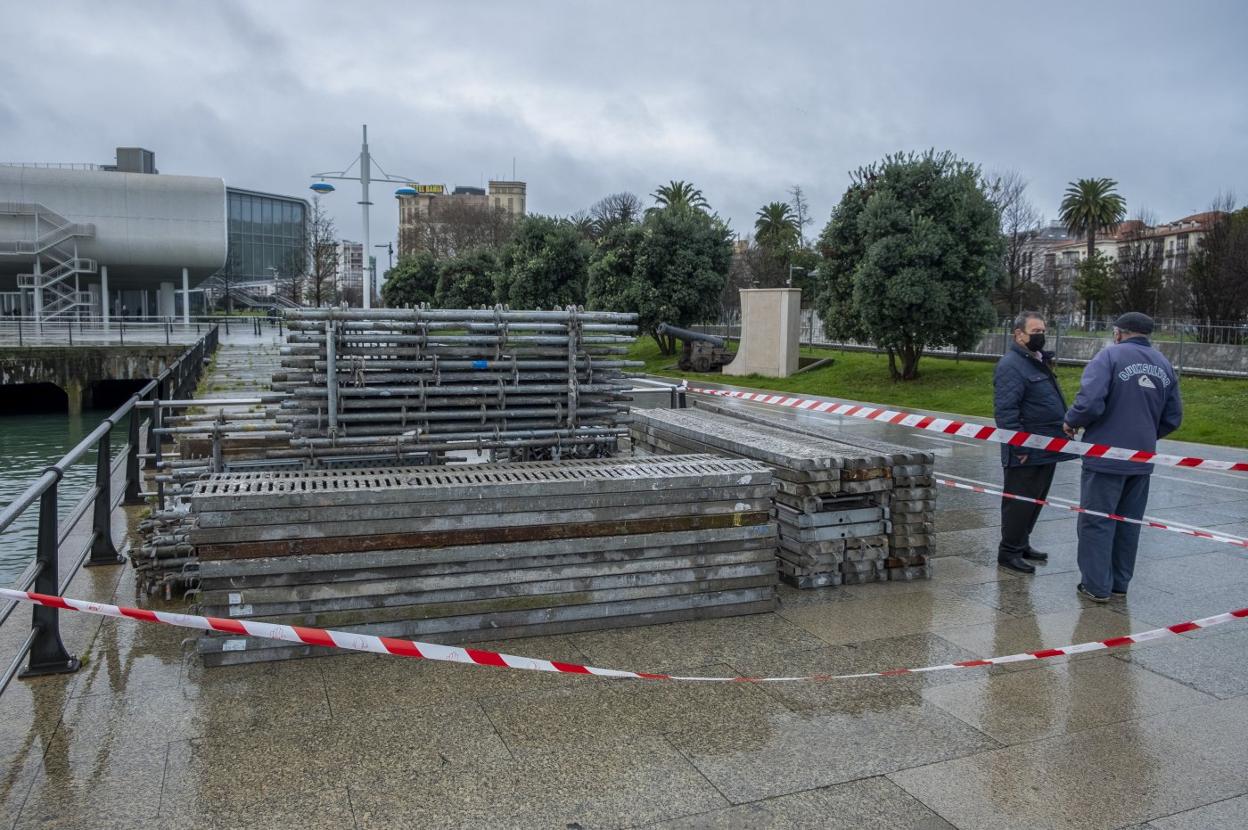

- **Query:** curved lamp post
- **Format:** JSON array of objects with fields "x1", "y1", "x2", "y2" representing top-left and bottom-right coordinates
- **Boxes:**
[{"x1": 310, "y1": 126, "x2": 415, "y2": 309}]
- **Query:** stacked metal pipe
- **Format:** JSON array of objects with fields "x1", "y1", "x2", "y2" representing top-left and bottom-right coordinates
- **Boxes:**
[{"x1": 272, "y1": 306, "x2": 640, "y2": 461}]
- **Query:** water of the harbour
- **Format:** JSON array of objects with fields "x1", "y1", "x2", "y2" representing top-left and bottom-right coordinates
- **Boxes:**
[{"x1": 0, "y1": 410, "x2": 123, "y2": 586}]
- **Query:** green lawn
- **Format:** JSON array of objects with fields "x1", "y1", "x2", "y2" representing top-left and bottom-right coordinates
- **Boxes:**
[{"x1": 628, "y1": 337, "x2": 1248, "y2": 449}]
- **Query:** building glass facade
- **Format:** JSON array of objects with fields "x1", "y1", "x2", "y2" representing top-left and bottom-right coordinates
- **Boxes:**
[{"x1": 224, "y1": 188, "x2": 308, "y2": 281}]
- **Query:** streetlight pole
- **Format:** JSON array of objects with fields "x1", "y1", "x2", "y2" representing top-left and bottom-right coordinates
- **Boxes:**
[
  {"x1": 375, "y1": 242, "x2": 394, "y2": 273},
  {"x1": 311, "y1": 125, "x2": 415, "y2": 309}
]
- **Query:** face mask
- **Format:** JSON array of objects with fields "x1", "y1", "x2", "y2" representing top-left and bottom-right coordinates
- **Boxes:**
[{"x1": 1025, "y1": 333, "x2": 1045, "y2": 352}]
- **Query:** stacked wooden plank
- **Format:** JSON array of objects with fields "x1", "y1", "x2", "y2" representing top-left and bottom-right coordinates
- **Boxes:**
[
  {"x1": 631, "y1": 403, "x2": 937, "y2": 587},
  {"x1": 189, "y1": 454, "x2": 777, "y2": 666}
]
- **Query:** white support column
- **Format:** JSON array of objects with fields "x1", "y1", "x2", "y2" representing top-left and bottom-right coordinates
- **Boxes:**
[
  {"x1": 181, "y1": 267, "x2": 190, "y2": 325},
  {"x1": 32, "y1": 258, "x2": 43, "y2": 325},
  {"x1": 100, "y1": 265, "x2": 110, "y2": 331}
]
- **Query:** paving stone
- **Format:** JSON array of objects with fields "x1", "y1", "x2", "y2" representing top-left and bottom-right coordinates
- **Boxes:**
[
  {"x1": 1115, "y1": 627, "x2": 1248, "y2": 699},
  {"x1": 641, "y1": 776, "x2": 955, "y2": 829},
  {"x1": 921, "y1": 655, "x2": 1217, "y2": 744},
  {"x1": 888, "y1": 697, "x2": 1248, "y2": 830},
  {"x1": 667, "y1": 701, "x2": 998, "y2": 804},
  {"x1": 1144, "y1": 794, "x2": 1248, "y2": 830},
  {"x1": 349, "y1": 736, "x2": 728, "y2": 829},
  {"x1": 778, "y1": 591, "x2": 1009, "y2": 647}
]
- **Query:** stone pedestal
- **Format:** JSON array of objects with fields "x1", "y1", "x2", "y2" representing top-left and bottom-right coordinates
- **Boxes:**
[{"x1": 722, "y1": 288, "x2": 802, "y2": 378}]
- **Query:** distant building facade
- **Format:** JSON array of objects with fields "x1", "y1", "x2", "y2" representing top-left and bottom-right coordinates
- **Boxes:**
[
  {"x1": 337, "y1": 239, "x2": 364, "y2": 293},
  {"x1": 1019, "y1": 213, "x2": 1224, "y2": 321},
  {"x1": 397, "y1": 180, "x2": 526, "y2": 257}
]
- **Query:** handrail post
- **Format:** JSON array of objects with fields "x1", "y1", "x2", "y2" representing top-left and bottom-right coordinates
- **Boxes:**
[
  {"x1": 87, "y1": 420, "x2": 123, "y2": 565},
  {"x1": 19, "y1": 470, "x2": 80, "y2": 678},
  {"x1": 124, "y1": 397, "x2": 144, "y2": 504}
]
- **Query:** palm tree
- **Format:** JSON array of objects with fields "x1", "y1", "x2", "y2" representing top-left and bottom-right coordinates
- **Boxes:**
[
  {"x1": 754, "y1": 202, "x2": 799, "y2": 251},
  {"x1": 652, "y1": 180, "x2": 709, "y2": 211},
  {"x1": 1059, "y1": 178, "x2": 1127, "y2": 262}
]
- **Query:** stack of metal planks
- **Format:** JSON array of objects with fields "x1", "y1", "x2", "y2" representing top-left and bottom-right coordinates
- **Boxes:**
[
  {"x1": 692, "y1": 400, "x2": 937, "y2": 581},
  {"x1": 630, "y1": 403, "x2": 936, "y2": 587},
  {"x1": 270, "y1": 307, "x2": 641, "y2": 462},
  {"x1": 189, "y1": 454, "x2": 777, "y2": 666}
]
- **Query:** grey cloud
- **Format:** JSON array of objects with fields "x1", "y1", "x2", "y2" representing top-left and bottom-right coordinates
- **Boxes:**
[{"x1": 3, "y1": 0, "x2": 1245, "y2": 245}]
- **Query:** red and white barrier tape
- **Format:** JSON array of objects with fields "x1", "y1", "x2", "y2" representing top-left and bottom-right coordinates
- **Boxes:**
[
  {"x1": 4, "y1": 587, "x2": 1245, "y2": 682},
  {"x1": 935, "y1": 475, "x2": 1248, "y2": 549},
  {"x1": 684, "y1": 386, "x2": 1248, "y2": 473}
]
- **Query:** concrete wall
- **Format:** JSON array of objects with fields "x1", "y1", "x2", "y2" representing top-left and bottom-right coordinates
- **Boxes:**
[{"x1": 0, "y1": 344, "x2": 186, "y2": 413}]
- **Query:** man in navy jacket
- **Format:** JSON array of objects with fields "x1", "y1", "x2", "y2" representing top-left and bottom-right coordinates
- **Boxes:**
[
  {"x1": 1063, "y1": 312, "x2": 1183, "y2": 602},
  {"x1": 994, "y1": 311, "x2": 1072, "y2": 574}
]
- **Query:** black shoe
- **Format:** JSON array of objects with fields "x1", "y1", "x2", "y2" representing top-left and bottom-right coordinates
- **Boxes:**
[
  {"x1": 1023, "y1": 548, "x2": 1049, "y2": 562},
  {"x1": 1077, "y1": 583, "x2": 1110, "y2": 603},
  {"x1": 998, "y1": 557, "x2": 1035, "y2": 575}
]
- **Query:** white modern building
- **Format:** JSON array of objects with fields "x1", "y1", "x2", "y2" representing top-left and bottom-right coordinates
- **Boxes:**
[{"x1": 0, "y1": 148, "x2": 309, "y2": 324}]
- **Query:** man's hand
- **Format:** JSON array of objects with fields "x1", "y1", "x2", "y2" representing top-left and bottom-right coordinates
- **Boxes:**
[{"x1": 1062, "y1": 422, "x2": 1078, "y2": 439}]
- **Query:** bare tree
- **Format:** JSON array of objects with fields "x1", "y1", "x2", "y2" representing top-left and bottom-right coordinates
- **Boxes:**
[
  {"x1": 403, "y1": 199, "x2": 516, "y2": 259},
  {"x1": 590, "y1": 192, "x2": 644, "y2": 236},
  {"x1": 304, "y1": 197, "x2": 340, "y2": 307},
  {"x1": 988, "y1": 171, "x2": 1042, "y2": 315},
  {"x1": 1187, "y1": 194, "x2": 1248, "y2": 341},
  {"x1": 1113, "y1": 210, "x2": 1163, "y2": 315},
  {"x1": 788, "y1": 185, "x2": 812, "y2": 246}
]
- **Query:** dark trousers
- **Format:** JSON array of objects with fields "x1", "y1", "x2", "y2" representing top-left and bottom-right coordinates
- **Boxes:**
[
  {"x1": 1077, "y1": 469, "x2": 1151, "y2": 597},
  {"x1": 999, "y1": 463, "x2": 1058, "y2": 560}
]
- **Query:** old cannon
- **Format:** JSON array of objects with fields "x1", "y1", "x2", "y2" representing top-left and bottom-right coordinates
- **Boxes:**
[{"x1": 657, "y1": 322, "x2": 734, "y2": 373}]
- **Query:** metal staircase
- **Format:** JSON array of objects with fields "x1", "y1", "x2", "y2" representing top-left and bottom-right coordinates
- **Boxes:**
[{"x1": 0, "y1": 202, "x2": 97, "y2": 321}]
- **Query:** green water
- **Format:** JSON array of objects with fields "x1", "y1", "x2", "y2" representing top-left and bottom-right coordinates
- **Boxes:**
[{"x1": 0, "y1": 411, "x2": 122, "y2": 586}]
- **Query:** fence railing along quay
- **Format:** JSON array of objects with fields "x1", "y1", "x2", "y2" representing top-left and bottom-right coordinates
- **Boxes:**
[
  {"x1": 0, "y1": 326, "x2": 219, "y2": 694},
  {"x1": 0, "y1": 314, "x2": 280, "y2": 347},
  {"x1": 701, "y1": 311, "x2": 1248, "y2": 380}
]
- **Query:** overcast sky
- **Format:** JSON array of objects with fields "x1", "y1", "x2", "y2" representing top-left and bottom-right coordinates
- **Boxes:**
[{"x1": 3, "y1": 0, "x2": 1246, "y2": 250}]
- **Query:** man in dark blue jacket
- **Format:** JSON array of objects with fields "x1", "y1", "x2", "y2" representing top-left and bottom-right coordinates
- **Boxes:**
[
  {"x1": 1063, "y1": 312, "x2": 1183, "y2": 602},
  {"x1": 994, "y1": 311, "x2": 1072, "y2": 574}
]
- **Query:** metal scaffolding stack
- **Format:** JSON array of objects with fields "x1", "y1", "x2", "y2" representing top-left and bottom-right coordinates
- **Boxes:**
[
  {"x1": 271, "y1": 306, "x2": 641, "y2": 462},
  {"x1": 630, "y1": 404, "x2": 936, "y2": 588},
  {"x1": 190, "y1": 454, "x2": 778, "y2": 666}
]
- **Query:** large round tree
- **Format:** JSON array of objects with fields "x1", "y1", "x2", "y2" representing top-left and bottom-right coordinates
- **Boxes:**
[{"x1": 814, "y1": 150, "x2": 1001, "y2": 380}]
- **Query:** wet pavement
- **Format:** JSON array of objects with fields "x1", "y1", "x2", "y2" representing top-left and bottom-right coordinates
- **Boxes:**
[{"x1": 2, "y1": 375, "x2": 1248, "y2": 829}]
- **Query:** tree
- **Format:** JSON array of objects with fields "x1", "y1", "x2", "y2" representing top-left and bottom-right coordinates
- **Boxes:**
[
  {"x1": 1073, "y1": 250, "x2": 1113, "y2": 322},
  {"x1": 1188, "y1": 199, "x2": 1248, "y2": 341},
  {"x1": 651, "y1": 180, "x2": 709, "y2": 212},
  {"x1": 304, "y1": 198, "x2": 340, "y2": 307},
  {"x1": 988, "y1": 171, "x2": 1042, "y2": 315},
  {"x1": 434, "y1": 248, "x2": 500, "y2": 308},
  {"x1": 590, "y1": 192, "x2": 644, "y2": 237},
  {"x1": 494, "y1": 216, "x2": 591, "y2": 309},
  {"x1": 1113, "y1": 212, "x2": 1163, "y2": 316},
  {"x1": 567, "y1": 211, "x2": 597, "y2": 241},
  {"x1": 587, "y1": 204, "x2": 732, "y2": 354},
  {"x1": 401, "y1": 200, "x2": 516, "y2": 260},
  {"x1": 813, "y1": 150, "x2": 1001, "y2": 380},
  {"x1": 788, "y1": 185, "x2": 812, "y2": 247},
  {"x1": 754, "y1": 202, "x2": 799, "y2": 251},
  {"x1": 1059, "y1": 177, "x2": 1126, "y2": 262},
  {"x1": 381, "y1": 251, "x2": 440, "y2": 307}
]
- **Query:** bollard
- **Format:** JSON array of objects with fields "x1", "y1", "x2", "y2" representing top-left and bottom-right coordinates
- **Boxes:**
[
  {"x1": 19, "y1": 470, "x2": 80, "y2": 678},
  {"x1": 87, "y1": 420, "x2": 123, "y2": 565}
]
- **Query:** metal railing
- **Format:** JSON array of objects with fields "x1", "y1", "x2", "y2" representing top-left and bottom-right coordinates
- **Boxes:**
[
  {"x1": 0, "y1": 326, "x2": 219, "y2": 694},
  {"x1": 0, "y1": 314, "x2": 282, "y2": 346}
]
